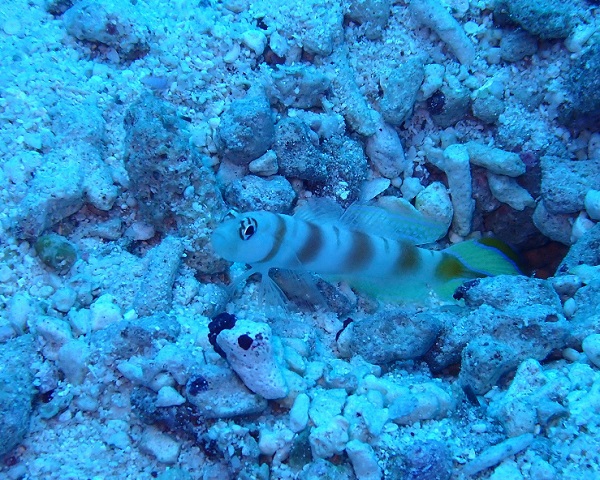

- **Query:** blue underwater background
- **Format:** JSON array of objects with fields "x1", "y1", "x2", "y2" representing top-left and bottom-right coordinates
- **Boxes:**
[{"x1": 1, "y1": 0, "x2": 600, "y2": 478}]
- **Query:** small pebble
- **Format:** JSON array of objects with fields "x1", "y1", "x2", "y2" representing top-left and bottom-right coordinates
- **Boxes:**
[
  {"x1": 471, "y1": 423, "x2": 488, "y2": 433},
  {"x1": 3, "y1": 18, "x2": 21, "y2": 35},
  {"x1": 563, "y1": 297, "x2": 577, "y2": 318},
  {"x1": 289, "y1": 393, "x2": 310, "y2": 432},
  {"x1": 139, "y1": 426, "x2": 181, "y2": 464},
  {"x1": 52, "y1": 287, "x2": 78, "y2": 313},
  {"x1": 0, "y1": 265, "x2": 12, "y2": 282},
  {"x1": 90, "y1": 294, "x2": 123, "y2": 331},
  {"x1": 156, "y1": 386, "x2": 186, "y2": 407},
  {"x1": 241, "y1": 30, "x2": 267, "y2": 55},
  {"x1": 582, "y1": 334, "x2": 600, "y2": 369},
  {"x1": 584, "y1": 189, "x2": 600, "y2": 220},
  {"x1": 563, "y1": 347, "x2": 581, "y2": 362}
]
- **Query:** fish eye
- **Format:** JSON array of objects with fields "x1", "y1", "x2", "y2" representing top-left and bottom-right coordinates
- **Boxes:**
[{"x1": 239, "y1": 217, "x2": 258, "y2": 240}]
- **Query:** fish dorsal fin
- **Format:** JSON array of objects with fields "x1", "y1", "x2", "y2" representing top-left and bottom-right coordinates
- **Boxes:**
[
  {"x1": 339, "y1": 198, "x2": 448, "y2": 244},
  {"x1": 293, "y1": 197, "x2": 344, "y2": 224}
]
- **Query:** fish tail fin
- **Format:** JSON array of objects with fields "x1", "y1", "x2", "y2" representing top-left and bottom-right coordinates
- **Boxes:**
[
  {"x1": 434, "y1": 238, "x2": 522, "y2": 299},
  {"x1": 443, "y1": 237, "x2": 523, "y2": 276}
]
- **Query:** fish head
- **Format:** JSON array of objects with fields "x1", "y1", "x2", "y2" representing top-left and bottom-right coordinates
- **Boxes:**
[{"x1": 211, "y1": 211, "x2": 281, "y2": 264}]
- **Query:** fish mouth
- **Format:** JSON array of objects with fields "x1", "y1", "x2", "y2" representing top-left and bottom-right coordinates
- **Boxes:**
[{"x1": 210, "y1": 229, "x2": 230, "y2": 258}]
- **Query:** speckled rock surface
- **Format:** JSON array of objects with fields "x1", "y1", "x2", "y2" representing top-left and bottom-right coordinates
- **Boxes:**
[
  {"x1": 387, "y1": 439, "x2": 452, "y2": 480},
  {"x1": 90, "y1": 313, "x2": 181, "y2": 361},
  {"x1": 569, "y1": 280, "x2": 600, "y2": 341},
  {"x1": 184, "y1": 364, "x2": 268, "y2": 418},
  {"x1": 424, "y1": 276, "x2": 570, "y2": 394},
  {"x1": 63, "y1": 0, "x2": 150, "y2": 61},
  {"x1": 346, "y1": 0, "x2": 392, "y2": 40},
  {"x1": 224, "y1": 175, "x2": 297, "y2": 213},
  {"x1": 499, "y1": 29, "x2": 538, "y2": 63},
  {"x1": 0, "y1": 335, "x2": 37, "y2": 458},
  {"x1": 340, "y1": 309, "x2": 440, "y2": 365},
  {"x1": 559, "y1": 40, "x2": 600, "y2": 129},
  {"x1": 274, "y1": 116, "x2": 368, "y2": 201},
  {"x1": 460, "y1": 307, "x2": 568, "y2": 393},
  {"x1": 379, "y1": 57, "x2": 425, "y2": 126},
  {"x1": 132, "y1": 236, "x2": 184, "y2": 317},
  {"x1": 215, "y1": 92, "x2": 275, "y2": 165},
  {"x1": 541, "y1": 156, "x2": 600, "y2": 214},
  {"x1": 494, "y1": 0, "x2": 584, "y2": 39},
  {"x1": 557, "y1": 223, "x2": 600, "y2": 274},
  {"x1": 123, "y1": 94, "x2": 228, "y2": 275},
  {"x1": 269, "y1": 65, "x2": 331, "y2": 109}
]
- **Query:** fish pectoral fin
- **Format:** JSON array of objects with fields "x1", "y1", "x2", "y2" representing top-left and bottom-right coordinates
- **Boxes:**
[{"x1": 269, "y1": 269, "x2": 328, "y2": 312}]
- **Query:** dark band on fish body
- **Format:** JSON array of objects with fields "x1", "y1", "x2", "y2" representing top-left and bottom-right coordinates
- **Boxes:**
[
  {"x1": 297, "y1": 221, "x2": 324, "y2": 264},
  {"x1": 382, "y1": 237, "x2": 390, "y2": 255},
  {"x1": 436, "y1": 253, "x2": 482, "y2": 280},
  {"x1": 345, "y1": 231, "x2": 375, "y2": 271},
  {"x1": 258, "y1": 214, "x2": 287, "y2": 264},
  {"x1": 333, "y1": 225, "x2": 341, "y2": 248},
  {"x1": 393, "y1": 241, "x2": 421, "y2": 272}
]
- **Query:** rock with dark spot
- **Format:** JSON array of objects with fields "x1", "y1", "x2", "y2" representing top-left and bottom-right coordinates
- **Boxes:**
[
  {"x1": 208, "y1": 312, "x2": 237, "y2": 358},
  {"x1": 130, "y1": 386, "x2": 199, "y2": 437},
  {"x1": 63, "y1": 0, "x2": 150, "y2": 61},
  {"x1": 185, "y1": 364, "x2": 268, "y2": 418},
  {"x1": 430, "y1": 85, "x2": 470, "y2": 128},
  {"x1": 187, "y1": 376, "x2": 209, "y2": 396},
  {"x1": 237, "y1": 334, "x2": 253, "y2": 350},
  {"x1": 427, "y1": 91, "x2": 446, "y2": 116}
]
